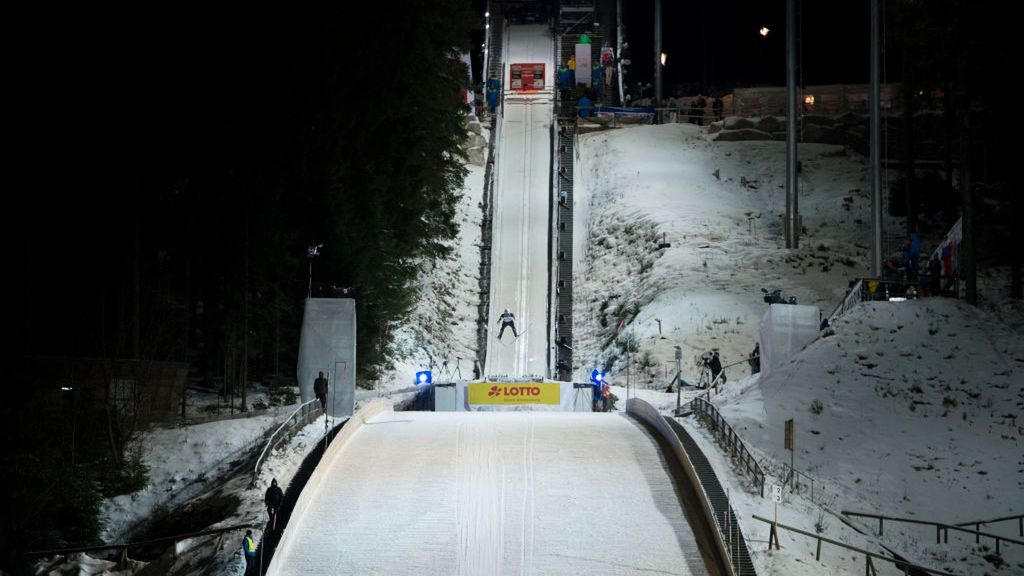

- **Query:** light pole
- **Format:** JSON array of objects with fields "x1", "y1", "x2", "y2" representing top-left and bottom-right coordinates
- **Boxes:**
[
  {"x1": 307, "y1": 243, "x2": 322, "y2": 297},
  {"x1": 654, "y1": 0, "x2": 662, "y2": 107}
]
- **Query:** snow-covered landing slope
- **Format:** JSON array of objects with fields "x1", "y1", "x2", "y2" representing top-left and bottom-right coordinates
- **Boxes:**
[{"x1": 270, "y1": 411, "x2": 712, "y2": 576}]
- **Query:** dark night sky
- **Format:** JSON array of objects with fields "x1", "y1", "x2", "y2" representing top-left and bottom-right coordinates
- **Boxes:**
[{"x1": 621, "y1": 0, "x2": 875, "y2": 96}]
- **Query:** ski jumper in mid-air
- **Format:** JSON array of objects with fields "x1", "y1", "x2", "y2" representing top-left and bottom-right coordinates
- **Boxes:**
[{"x1": 497, "y1": 308, "x2": 519, "y2": 339}]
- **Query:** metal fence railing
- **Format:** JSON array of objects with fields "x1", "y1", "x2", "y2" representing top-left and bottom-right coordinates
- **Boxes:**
[
  {"x1": 843, "y1": 511, "x2": 1024, "y2": 556},
  {"x1": 26, "y1": 523, "x2": 251, "y2": 566},
  {"x1": 955, "y1": 513, "x2": 1024, "y2": 539},
  {"x1": 751, "y1": 515, "x2": 957, "y2": 576},
  {"x1": 689, "y1": 396, "x2": 765, "y2": 497},
  {"x1": 251, "y1": 399, "x2": 322, "y2": 486}
]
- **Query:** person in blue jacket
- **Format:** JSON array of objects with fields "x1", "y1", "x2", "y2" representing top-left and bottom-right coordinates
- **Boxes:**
[
  {"x1": 558, "y1": 65, "x2": 571, "y2": 98},
  {"x1": 486, "y1": 75, "x2": 500, "y2": 113},
  {"x1": 578, "y1": 93, "x2": 592, "y2": 117}
]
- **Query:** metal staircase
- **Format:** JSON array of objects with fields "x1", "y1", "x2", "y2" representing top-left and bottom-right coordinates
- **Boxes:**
[
  {"x1": 554, "y1": 118, "x2": 575, "y2": 381},
  {"x1": 666, "y1": 417, "x2": 758, "y2": 576}
]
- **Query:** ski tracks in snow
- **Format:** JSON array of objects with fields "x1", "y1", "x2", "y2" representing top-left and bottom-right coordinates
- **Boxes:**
[
  {"x1": 456, "y1": 418, "x2": 505, "y2": 576},
  {"x1": 519, "y1": 417, "x2": 536, "y2": 575},
  {"x1": 455, "y1": 416, "x2": 537, "y2": 576}
]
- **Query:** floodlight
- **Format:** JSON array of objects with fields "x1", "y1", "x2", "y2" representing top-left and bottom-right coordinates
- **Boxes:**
[
  {"x1": 415, "y1": 371, "x2": 433, "y2": 384},
  {"x1": 590, "y1": 369, "x2": 605, "y2": 384}
]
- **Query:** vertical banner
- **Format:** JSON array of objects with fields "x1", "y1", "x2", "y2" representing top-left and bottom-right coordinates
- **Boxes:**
[{"x1": 575, "y1": 44, "x2": 592, "y2": 86}]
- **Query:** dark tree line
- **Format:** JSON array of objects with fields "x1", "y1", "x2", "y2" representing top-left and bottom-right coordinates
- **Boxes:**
[
  {"x1": 886, "y1": 0, "x2": 1015, "y2": 301},
  {"x1": 3, "y1": 0, "x2": 476, "y2": 570}
]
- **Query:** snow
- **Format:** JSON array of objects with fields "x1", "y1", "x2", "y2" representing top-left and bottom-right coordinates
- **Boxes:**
[
  {"x1": 570, "y1": 122, "x2": 1023, "y2": 575},
  {"x1": 48, "y1": 115, "x2": 1023, "y2": 575},
  {"x1": 270, "y1": 410, "x2": 711, "y2": 576}
]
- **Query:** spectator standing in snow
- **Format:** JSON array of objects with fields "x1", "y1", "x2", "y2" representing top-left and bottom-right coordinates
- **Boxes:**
[
  {"x1": 264, "y1": 478, "x2": 284, "y2": 532},
  {"x1": 910, "y1": 232, "x2": 921, "y2": 280},
  {"x1": 901, "y1": 232, "x2": 921, "y2": 281},
  {"x1": 242, "y1": 530, "x2": 257, "y2": 575},
  {"x1": 694, "y1": 94, "x2": 707, "y2": 125},
  {"x1": 313, "y1": 371, "x2": 328, "y2": 411},
  {"x1": 709, "y1": 350, "x2": 724, "y2": 385},
  {"x1": 749, "y1": 343, "x2": 760, "y2": 375},
  {"x1": 712, "y1": 95, "x2": 724, "y2": 121}
]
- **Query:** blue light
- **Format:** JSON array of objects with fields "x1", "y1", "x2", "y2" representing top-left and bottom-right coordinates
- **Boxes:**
[
  {"x1": 590, "y1": 369, "x2": 605, "y2": 384},
  {"x1": 415, "y1": 371, "x2": 433, "y2": 385}
]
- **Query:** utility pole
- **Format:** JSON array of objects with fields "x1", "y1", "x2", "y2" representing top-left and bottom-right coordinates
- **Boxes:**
[
  {"x1": 869, "y1": 0, "x2": 883, "y2": 276},
  {"x1": 959, "y1": 61, "x2": 976, "y2": 305},
  {"x1": 784, "y1": 0, "x2": 799, "y2": 249}
]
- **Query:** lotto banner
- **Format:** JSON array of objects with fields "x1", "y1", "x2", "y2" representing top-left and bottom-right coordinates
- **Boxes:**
[{"x1": 468, "y1": 382, "x2": 560, "y2": 405}]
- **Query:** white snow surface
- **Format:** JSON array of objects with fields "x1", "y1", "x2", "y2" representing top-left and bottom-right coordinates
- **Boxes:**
[
  {"x1": 51, "y1": 117, "x2": 1024, "y2": 576},
  {"x1": 271, "y1": 410, "x2": 711, "y2": 576}
]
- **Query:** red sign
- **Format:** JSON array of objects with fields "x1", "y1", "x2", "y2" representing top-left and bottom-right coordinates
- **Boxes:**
[{"x1": 509, "y1": 63, "x2": 545, "y2": 91}]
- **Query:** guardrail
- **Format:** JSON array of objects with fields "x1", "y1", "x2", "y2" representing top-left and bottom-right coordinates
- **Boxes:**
[
  {"x1": 629, "y1": 398, "x2": 752, "y2": 575},
  {"x1": 751, "y1": 515, "x2": 957, "y2": 576},
  {"x1": 26, "y1": 523, "x2": 251, "y2": 565},
  {"x1": 251, "y1": 399, "x2": 323, "y2": 486},
  {"x1": 843, "y1": 511, "x2": 1024, "y2": 556},
  {"x1": 955, "y1": 513, "x2": 1024, "y2": 538},
  {"x1": 689, "y1": 396, "x2": 765, "y2": 498}
]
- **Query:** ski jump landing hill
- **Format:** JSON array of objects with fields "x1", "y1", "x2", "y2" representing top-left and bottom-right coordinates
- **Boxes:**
[{"x1": 267, "y1": 399, "x2": 721, "y2": 576}]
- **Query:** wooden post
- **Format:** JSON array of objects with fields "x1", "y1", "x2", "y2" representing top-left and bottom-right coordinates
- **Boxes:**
[
  {"x1": 878, "y1": 516, "x2": 883, "y2": 536},
  {"x1": 815, "y1": 538, "x2": 822, "y2": 560},
  {"x1": 784, "y1": 419, "x2": 795, "y2": 491}
]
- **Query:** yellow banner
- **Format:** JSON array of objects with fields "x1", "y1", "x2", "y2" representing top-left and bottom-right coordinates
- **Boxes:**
[{"x1": 468, "y1": 382, "x2": 560, "y2": 405}]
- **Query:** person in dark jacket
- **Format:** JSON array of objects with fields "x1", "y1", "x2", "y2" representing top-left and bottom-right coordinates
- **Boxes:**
[
  {"x1": 313, "y1": 371, "x2": 328, "y2": 410},
  {"x1": 748, "y1": 343, "x2": 761, "y2": 375},
  {"x1": 709, "y1": 350, "x2": 724, "y2": 384},
  {"x1": 264, "y1": 478, "x2": 284, "y2": 531}
]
